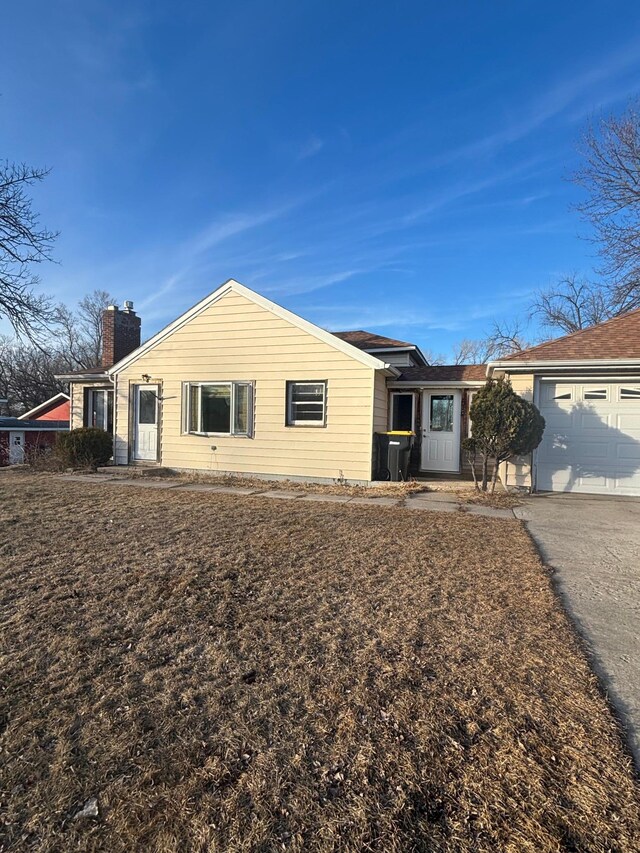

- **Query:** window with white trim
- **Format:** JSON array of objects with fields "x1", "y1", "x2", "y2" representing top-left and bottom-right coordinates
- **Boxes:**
[
  {"x1": 183, "y1": 382, "x2": 253, "y2": 436},
  {"x1": 389, "y1": 392, "x2": 415, "y2": 432},
  {"x1": 85, "y1": 388, "x2": 113, "y2": 432},
  {"x1": 286, "y1": 381, "x2": 326, "y2": 426}
]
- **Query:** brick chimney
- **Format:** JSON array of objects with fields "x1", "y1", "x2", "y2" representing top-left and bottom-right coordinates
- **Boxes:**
[{"x1": 101, "y1": 301, "x2": 142, "y2": 368}]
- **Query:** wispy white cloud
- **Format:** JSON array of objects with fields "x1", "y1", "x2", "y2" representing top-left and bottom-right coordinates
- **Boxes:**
[
  {"x1": 297, "y1": 135, "x2": 324, "y2": 161},
  {"x1": 431, "y1": 36, "x2": 640, "y2": 167}
]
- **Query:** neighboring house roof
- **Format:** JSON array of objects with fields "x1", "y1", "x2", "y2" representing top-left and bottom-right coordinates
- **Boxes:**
[
  {"x1": 108, "y1": 279, "x2": 398, "y2": 375},
  {"x1": 0, "y1": 417, "x2": 68, "y2": 430},
  {"x1": 18, "y1": 393, "x2": 70, "y2": 421},
  {"x1": 393, "y1": 364, "x2": 487, "y2": 383},
  {"x1": 332, "y1": 330, "x2": 429, "y2": 367},
  {"x1": 500, "y1": 307, "x2": 640, "y2": 363},
  {"x1": 332, "y1": 330, "x2": 417, "y2": 349}
]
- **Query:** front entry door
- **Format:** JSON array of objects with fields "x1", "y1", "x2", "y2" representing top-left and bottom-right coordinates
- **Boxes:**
[
  {"x1": 9, "y1": 431, "x2": 25, "y2": 465},
  {"x1": 420, "y1": 391, "x2": 461, "y2": 472},
  {"x1": 133, "y1": 384, "x2": 159, "y2": 462}
]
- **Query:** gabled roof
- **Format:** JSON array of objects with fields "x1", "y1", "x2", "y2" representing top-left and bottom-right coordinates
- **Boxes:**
[
  {"x1": 332, "y1": 330, "x2": 417, "y2": 349},
  {"x1": 109, "y1": 280, "x2": 396, "y2": 375},
  {"x1": 18, "y1": 392, "x2": 69, "y2": 420},
  {"x1": 393, "y1": 364, "x2": 487, "y2": 383},
  {"x1": 500, "y1": 307, "x2": 640, "y2": 362}
]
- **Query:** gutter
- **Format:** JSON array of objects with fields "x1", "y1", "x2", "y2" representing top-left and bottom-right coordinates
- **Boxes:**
[
  {"x1": 54, "y1": 372, "x2": 111, "y2": 382},
  {"x1": 487, "y1": 358, "x2": 640, "y2": 375}
]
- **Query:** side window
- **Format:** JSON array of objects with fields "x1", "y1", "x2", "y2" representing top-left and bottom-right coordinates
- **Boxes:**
[{"x1": 286, "y1": 381, "x2": 326, "y2": 426}]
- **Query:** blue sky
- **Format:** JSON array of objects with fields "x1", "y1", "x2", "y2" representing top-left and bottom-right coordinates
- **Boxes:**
[{"x1": 3, "y1": 1, "x2": 640, "y2": 359}]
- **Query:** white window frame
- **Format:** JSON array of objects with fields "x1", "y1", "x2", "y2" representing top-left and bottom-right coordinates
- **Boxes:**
[
  {"x1": 182, "y1": 381, "x2": 253, "y2": 437},
  {"x1": 86, "y1": 388, "x2": 113, "y2": 432},
  {"x1": 286, "y1": 380, "x2": 327, "y2": 427},
  {"x1": 582, "y1": 386, "x2": 609, "y2": 401},
  {"x1": 388, "y1": 392, "x2": 416, "y2": 432},
  {"x1": 619, "y1": 386, "x2": 640, "y2": 401}
]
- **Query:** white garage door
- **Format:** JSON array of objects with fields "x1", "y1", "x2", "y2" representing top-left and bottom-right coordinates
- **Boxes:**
[{"x1": 537, "y1": 381, "x2": 640, "y2": 496}]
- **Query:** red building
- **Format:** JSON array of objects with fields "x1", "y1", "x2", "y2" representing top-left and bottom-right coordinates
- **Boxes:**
[{"x1": 0, "y1": 393, "x2": 70, "y2": 466}]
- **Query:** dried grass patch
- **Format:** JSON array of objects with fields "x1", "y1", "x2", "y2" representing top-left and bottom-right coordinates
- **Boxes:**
[
  {"x1": 123, "y1": 469, "x2": 432, "y2": 498},
  {"x1": 1, "y1": 476, "x2": 638, "y2": 852}
]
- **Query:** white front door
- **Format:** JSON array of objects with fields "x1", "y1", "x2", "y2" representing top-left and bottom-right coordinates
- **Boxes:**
[
  {"x1": 421, "y1": 391, "x2": 461, "y2": 472},
  {"x1": 9, "y1": 431, "x2": 25, "y2": 465},
  {"x1": 133, "y1": 384, "x2": 159, "y2": 462}
]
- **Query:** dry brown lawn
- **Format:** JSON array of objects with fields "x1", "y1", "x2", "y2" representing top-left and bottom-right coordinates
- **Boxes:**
[{"x1": 1, "y1": 472, "x2": 638, "y2": 852}]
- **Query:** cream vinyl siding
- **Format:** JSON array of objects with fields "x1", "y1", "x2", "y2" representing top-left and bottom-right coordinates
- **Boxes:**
[
  {"x1": 373, "y1": 371, "x2": 388, "y2": 433},
  {"x1": 114, "y1": 291, "x2": 379, "y2": 481},
  {"x1": 497, "y1": 372, "x2": 535, "y2": 489}
]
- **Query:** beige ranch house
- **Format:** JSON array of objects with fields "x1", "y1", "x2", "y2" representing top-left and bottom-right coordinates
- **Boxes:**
[{"x1": 58, "y1": 279, "x2": 640, "y2": 496}]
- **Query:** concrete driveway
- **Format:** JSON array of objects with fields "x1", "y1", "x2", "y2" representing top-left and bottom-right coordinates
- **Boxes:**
[{"x1": 514, "y1": 493, "x2": 640, "y2": 764}]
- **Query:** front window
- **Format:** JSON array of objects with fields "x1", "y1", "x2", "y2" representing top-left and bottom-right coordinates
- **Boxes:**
[
  {"x1": 184, "y1": 382, "x2": 253, "y2": 436},
  {"x1": 86, "y1": 388, "x2": 113, "y2": 432},
  {"x1": 286, "y1": 381, "x2": 326, "y2": 426}
]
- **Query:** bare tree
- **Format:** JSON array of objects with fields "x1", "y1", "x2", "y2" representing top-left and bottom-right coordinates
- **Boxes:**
[
  {"x1": 575, "y1": 106, "x2": 640, "y2": 310},
  {"x1": 52, "y1": 289, "x2": 115, "y2": 369},
  {"x1": 0, "y1": 289, "x2": 116, "y2": 414},
  {"x1": 530, "y1": 273, "x2": 619, "y2": 334},
  {"x1": 451, "y1": 321, "x2": 529, "y2": 365},
  {"x1": 452, "y1": 337, "x2": 500, "y2": 365},
  {"x1": 0, "y1": 334, "x2": 68, "y2": 415},
  {"x1": 0, "y1": 161, "x2": 58, "y2": 336}
]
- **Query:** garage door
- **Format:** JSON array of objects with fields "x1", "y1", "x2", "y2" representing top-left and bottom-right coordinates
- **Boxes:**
[{"x1": 537, "y1": 381, "x2": 640, "y2": 496}]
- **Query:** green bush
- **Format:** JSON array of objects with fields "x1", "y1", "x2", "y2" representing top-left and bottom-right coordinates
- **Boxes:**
[
  {"x1": 464, "y1": 377, "x2": 545, "y2": 492},
  {"x1": 56, "y1": 427, "x2": 113, "y2": 470}
]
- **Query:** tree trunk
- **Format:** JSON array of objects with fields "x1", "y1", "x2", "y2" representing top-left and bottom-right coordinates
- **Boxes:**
[
  {"x1": 481, "y1": 454, "x2": 489, "y2": 492},
  {"x1": 469, "y1": 455, "x2": 479, "y2": 491},
  {"x1": 490, "y1": 459, "x2": 499, "y2": 494}
]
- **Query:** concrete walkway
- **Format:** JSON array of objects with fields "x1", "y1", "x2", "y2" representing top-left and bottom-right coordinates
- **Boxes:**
[
  {"x1": 59, "y1": 473, "x2": 516, "y2": 518},
  {"x1": 515, "y1": 493, "x2": 640, "y2": 765}
]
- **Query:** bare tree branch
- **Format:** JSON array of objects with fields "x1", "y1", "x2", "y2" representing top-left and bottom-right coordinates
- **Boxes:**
[
  {"x1": 0, "y1": 161, "x2": 58, "y2": 336},
  {"x1": 530, "y1": 273, "x2": 620, "y2": 334},
  {"x1": 574, "y1": 105, "x2": 640, "y2": 309}
]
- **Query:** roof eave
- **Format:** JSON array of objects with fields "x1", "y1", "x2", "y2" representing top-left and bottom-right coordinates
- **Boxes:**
[
  {"x1": 54, "y1": 372, "x2": 111, "y2": 382},
  {"x1": 489, "y1": 357, "x2": 640, "y2": 373}
]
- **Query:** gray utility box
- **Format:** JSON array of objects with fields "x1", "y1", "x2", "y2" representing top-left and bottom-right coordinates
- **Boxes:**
[{"x1": 375, "y1": 432, "x2": 414, "y2": 481}]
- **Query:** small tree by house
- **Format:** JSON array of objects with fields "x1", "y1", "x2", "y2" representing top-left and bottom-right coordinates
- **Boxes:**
[{"x1": 462, "y1": 377, "x2": 545, "y2": 493}]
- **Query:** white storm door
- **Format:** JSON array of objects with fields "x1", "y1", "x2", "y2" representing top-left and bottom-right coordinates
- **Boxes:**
[
  {"x1": 420, "y1": 391, "x2": 461, "y2": 472},
  {"x1": 9, "y1": 431, "x2": 25, "y2": 465},
  {"x1": 133, "y1": 384, "x2": 159, "y2": 462}
]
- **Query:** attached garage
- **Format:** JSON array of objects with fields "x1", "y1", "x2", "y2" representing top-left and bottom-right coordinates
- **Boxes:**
[
  {"x1": 488, "y1": 306, "x2": 640, "y2": 497},
  {"x1": 536, "y1": 381, "x2": 640, "y2": 496}
]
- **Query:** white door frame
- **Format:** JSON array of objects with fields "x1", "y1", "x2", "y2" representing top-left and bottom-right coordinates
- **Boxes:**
[
  {"x1": 420, "y1": 390, "x2": 462, "y2": 473},
  {"x1": 8, "y1": 430, "x2": 26, "y2": 465},
  {"x1": 132, "y1": 383, "x2": 160, "y2": 462}
]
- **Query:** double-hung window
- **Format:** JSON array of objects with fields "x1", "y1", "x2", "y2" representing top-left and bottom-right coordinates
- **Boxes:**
[
  {"x1": 183, "y1": 382, "x2": 253, "y2": 436},
  {"x1": 286, "y1": 381, "x2": 326, "y2": 426}
]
